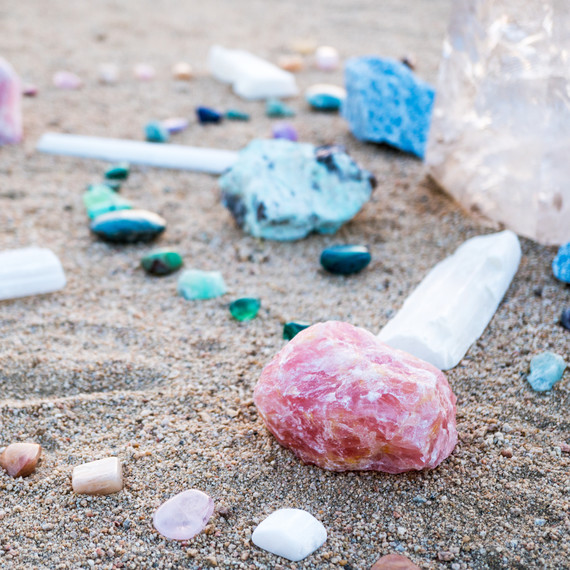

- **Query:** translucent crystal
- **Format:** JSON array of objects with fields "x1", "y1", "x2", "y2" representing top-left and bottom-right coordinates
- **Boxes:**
[
  {"x1": 426, "y1": 0, "x2": 570, "y2": 245},
  {"x1": 0, "y1": 58, "x2": 22, "y2": 145},
  {"x1": 72, "y1": 457, "x2": 123, "y2": 495}
]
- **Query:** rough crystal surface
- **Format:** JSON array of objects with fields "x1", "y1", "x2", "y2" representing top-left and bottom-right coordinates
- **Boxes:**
[
  {"x1": 426, "y1": 1, "x2": 570, "y2": 245},
  {"x1": 527, "y1": 352, "x2": 566, "y2": 392},
  {"x1": 220, "y1": 140, "x2": 374, "y2": 241},
  {"x1": 0, "y1": 443, "x2": 41, "y2": 478},
  {"x1": 254, "y1": 321, "x2": 457, "y2": 473},
  {"x1": 379, "y1": 231, "x2": 521, "y2": 370},
  {"x1": 177, "y1": 270, "x2": 226, "y2": 300},
  {"x1": 342, "y1": 57, "x2": 434, "y2": 157},
  {"x1": 552, "y1": 243, "x2": 570, "y2": 283},
  {"x1": 83, "y1": 184, "x2": 132, "y2": 219},
  {"x1": 0, "y1": 58, "x2": 22, "y2": 145}
]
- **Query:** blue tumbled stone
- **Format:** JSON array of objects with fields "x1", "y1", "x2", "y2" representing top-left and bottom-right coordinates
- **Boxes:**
[
  {"x1": 561, "y1": 308, "x2": 570, "y2": 331},
  {"x1": 552, "y1": 242, "x2": 570, "y2": 283},
  {"x1": 145, "y1": 121, "x2": 170, "y2": 143},
  {"x1": 527, "y1": 352, "x2": 566, "y2": 392},
  {"x1": 90, "y1": 209, "x2": 166, "y2": 244},
  {"x1": 342, "y1": 56, "x2": 435, "y2": 158},
  {"x1": 196, "y1": 106, "x2": 223, "y2": 124},
  {"x1": 320, "y1": 245, "x2": 371, "y2": 275}
]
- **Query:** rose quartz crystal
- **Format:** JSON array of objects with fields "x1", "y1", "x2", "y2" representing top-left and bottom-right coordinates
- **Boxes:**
[
  {"x1": 0, "y1": 58, "x2": 22, "y2": 145},
  {"x1": 0, "y1": 443, "x2": 41, "y2": 477},
  {"x1": 254, "y1": 321, "x2": 457, "y2": 473}
]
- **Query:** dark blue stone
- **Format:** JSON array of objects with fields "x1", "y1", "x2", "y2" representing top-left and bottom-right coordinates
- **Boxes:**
[
  {"x1": 320, "y1": 245, "x2": 371, "y2": 275},
  {"x1": 196, "y1": 106, "x2": 223, "y2": 124},
  {"x1": 91, "y1": 209, "x2": 166, "y2": 244},
  {"x1": 561, "y1": 308, "x2": 570, "y2": 331}
]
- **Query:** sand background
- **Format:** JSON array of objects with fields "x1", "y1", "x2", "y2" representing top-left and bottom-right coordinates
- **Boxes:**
[{"x1": 1, "y1": 0, "x2": 569, "y2": 568}]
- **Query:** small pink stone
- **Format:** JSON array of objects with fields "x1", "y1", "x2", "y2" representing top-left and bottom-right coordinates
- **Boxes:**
[
  {"x1": 153, "y1": 489, "x2": 214, "y2": 541},
  {"x1": 53, "y1": 70, "x2": 82, "y2": 90},
  {"x1": 0, "y1": 58, "x2": 22, "y2": 145},
  {"x1": 254, "y1": 321, "x2": 458, "y2": 474},
  {"x1": 133, "y1": 63, "x2": 156, "y2": 81},
  {"x1": 371, "y1": 554, "x2": 420, "y2": 570},
  {"x1": 0, "y1": 443, "x2": 41, "y2": 478}
]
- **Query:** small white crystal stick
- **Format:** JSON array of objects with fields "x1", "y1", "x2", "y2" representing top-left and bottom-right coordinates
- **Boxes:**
[
  {"x1": 0, "y1": 247, "x2": 66, "y2": 301},
  {"x1": 378, "y1": 230, "x2": 521, "y2": 370},
  {"x1": 208, "y1": 45, "x2": 298, "y2": 100},
  {"x1": 36, "y1": 133, "x2": 239, "y2": 175},
  {"x1": 72, "y1": 457, "x2": 123, "y2": 495}
]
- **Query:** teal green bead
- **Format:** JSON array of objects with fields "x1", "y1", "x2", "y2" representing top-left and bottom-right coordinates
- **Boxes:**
[
  {"x1": 307, "y1": 92, "x2": 343, "y2": 111},
  {"x1": 104, "y1": 162, "x2": 130, "y2": 180},
  {"x1": 320, "y1": 245, "x2": 371, "y2": 275},
  {"x1": 177, "y1": 270, "x2": 226, "y2": 300},
  {"x1": 226, "y1": 109, "x2": 250, "y2": 121},
  {"x1": 283, "y1": 321, "x2": 311, "y2": 340},
  {"x1": 527, "y1": 352, "x2": 566, "y2": 392},
  {"x1": 83, "y1": 184, "x2": 132, "y2": 219},
  {"x1": 141, "y1": 249, "x2": 183, "y2": 276},
  {"x1": 145, "y1": 121, "x2": 170, "y2": 143},
  {"x1": 266, "y1": 98, "x2": 295, "y2": 118},
  {"x1": 229, "y1": 298, "x2": 261, "y2": 321}
]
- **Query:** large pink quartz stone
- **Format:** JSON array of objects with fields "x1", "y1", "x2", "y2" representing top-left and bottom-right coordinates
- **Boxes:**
[
  {"x1": 153, "y1": 489, "x2": 214, "y2": 541},
  {"x1": 0, "y1": 58, "x2": 22, "y2": 145},
  {"x1": 254, "y1": 321, "x2": 457, "y2": 473}
]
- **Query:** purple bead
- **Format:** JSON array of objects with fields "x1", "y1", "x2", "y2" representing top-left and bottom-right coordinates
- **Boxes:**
[{"x1": 272, "y1": 122, "x2": 298, "y2": 141}]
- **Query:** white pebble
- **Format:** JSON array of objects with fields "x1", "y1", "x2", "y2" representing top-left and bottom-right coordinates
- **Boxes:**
[
  {"x1": 72, "y1": 457, "x2": 123, "y2": 495},
  {"x1": 315, "y1": 46, "x2": 340, "y2": 71}
]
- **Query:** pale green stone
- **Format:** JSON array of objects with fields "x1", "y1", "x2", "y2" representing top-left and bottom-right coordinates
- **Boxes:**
[
  {"x1": 83, "y1": 184, "x2": 132, "y2": 219},
  {"x1": 177, "y1": 270, "x2": 226, "y2": 300}
]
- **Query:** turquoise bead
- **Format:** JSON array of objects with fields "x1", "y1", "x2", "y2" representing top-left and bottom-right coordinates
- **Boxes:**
[
  {"x1": 145, "y1": 121, "x2": 170, "y2": 143},
  {"x1": 229, "y1": 298, "x2": 261, "y2": 321},
  {"x1": 320, "y1": 245, "x2": 371, "y2": 275},
  {"x1": 283, "y1": 321, "x2": 311, "y2": 340},
  {"x1": 90, "y1": 209, "x2": 166, "y2": 243},
  {"x1": 527, "y1": 352, "x2": 566, "y2": 392},
  {"x1": 141, "y1": 249, "x2": 183, "y2": 276},
  {"x1": 104, "y1": 162, "x2": 130, "y2": 180},
  {"x1": 266, "y1": 99, "x2": 295, "y2": 118},
  {"x1": 177, "y1": 270, "x2": 226, "y2": 300}
]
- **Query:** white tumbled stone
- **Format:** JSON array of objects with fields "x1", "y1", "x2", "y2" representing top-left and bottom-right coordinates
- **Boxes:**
[
  {"x1": 72, "y1": 457, "x2": 123, "y2": 495},
  {"x1": 378, "y1": 230, "x2": 521, "y2": 370},
  {"x1": 252, "y1": 508, "x2": 327, "y2": 562}
]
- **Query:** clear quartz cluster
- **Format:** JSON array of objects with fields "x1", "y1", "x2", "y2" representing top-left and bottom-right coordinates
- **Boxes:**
[{"x1": 426, "y1": 0, "x2": 570, "y2": 245}]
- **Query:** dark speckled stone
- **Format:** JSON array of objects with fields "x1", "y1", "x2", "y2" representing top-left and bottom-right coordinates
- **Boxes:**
[
  {"x1": 320, "y1": 245, "x2": 371, "y2": 275},
  {"x1": 91, "y1": 209, "x2": 166, "y2": 244}
]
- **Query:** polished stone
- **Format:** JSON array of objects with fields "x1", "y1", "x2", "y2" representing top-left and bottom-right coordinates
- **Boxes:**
[
  {"x1": 283, "y1": 321, "x2": 311, "y2": 341},
  {"x1": 229, "y1": 298, "x2": 261, "y2": 321},
  {"x1": 226, "y1": 109, "x2": 250, "y2": 121},
  {"x1": 83, "y1": 184, "x2": 132, "y2": 219},
  {"x1": 306, "y1": 84, "x2": 346, "y2": 111},
  {"x1": 320, "y1": 245, "x2": 371, "y2": 275},
  {"x1": 145, "y1": 121, "x2": 169, "y2": 143},
  {"x1": 177, "y1": 269, "x2": 226, "y2": 300},
  {"x1": 0, "y1": 443, "x2": 41, "y2": 478},
  {"x1": 141, "y1": 249, "x2": 183, "y2": 276},
  {"x1": 90, "y1": 209, "x2": 166, "y2": 244},
  {"x1": 527, "y1": 352, "x2": 567, "y2": 392},
  {"x1": 266, "y1": 98, "x2": 295, "y2": 118},
  {"x1": 561, "y1": 308, "x2": 570, "y2": 331},
  {"x1": 371, "y1": 554, "x2": 420, "y2": 570},
  {"x1": 105, "y1": 162, "x2": 130, "y2": 180},
  {"x1": 272, "y1": 122, "x2": 298, "y2": 141},
  {"x1": 196, "y1": 106, "x2": 223, "y2": 124},
  {"x1": 72, "y1": 457, "x2": 123, "y2": 495}
]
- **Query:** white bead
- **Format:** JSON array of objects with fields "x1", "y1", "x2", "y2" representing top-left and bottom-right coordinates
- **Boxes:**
[{"x1": 72, "y1": 457, "x2": 123, "y2": 495}]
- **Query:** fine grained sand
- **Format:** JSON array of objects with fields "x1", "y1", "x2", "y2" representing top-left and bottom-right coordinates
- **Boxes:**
[{"x1": 1, "y1": 1, "x2": 569, "y2": 568}]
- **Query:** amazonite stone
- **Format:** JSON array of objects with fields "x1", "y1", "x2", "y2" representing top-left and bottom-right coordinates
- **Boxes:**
[
  {"x1": 527, "y1": 352, "x2": 566, "y2": 392},
  {"x1": 105, "y1": 162, "x2": 130, "y2": 180},
  {"x1": 145, "y1": 121, "x2": 169, "y2": 143},
  {"x1": 177, "y1": 270, "x2": 226, "y2": 300},
  {"x1": 141, "y1": 249, "x2": 183, "y2": 276},
  {"x1": 83, "y1": 184, "x2": 132, "y2": 219},
  {"x1": 283, "y1": 321, "x2": 311, "y2": 340},
  {"x1": 266, "y1": 98, "x2": 295, "y2": 117}
]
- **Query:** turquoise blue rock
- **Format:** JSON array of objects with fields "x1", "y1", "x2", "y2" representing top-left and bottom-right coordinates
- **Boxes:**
[
  {"x1": 83, "y1": 184, "x2": 132, "y2": 219},
  {"x1": 226, "y1": 109, "x2": 250, "y2": 121},
  {"x1": 266, "y1": 99, "x2": 295, "y2": 118},
  {"x1": 342, "y1": 57, "x2": 435, "y2": 158},
  {"x1": 105, "y1": 162, "x2": 130, "y2": 180},
  {"x1": 145, "y1": 121, "x2": 170, "y2": 143},
  {"x1": 527, "y1": 352, "x2": 566, "y2": 392},
  {"x1": 552, "y1": 242, "x2": 570, "y2": 283},
  {"x1": 177, "y1": 270, "x2": 226, "y2": 300},
  {"x1": 320, "y1": 245, "x2": 371, "y2": 275},
  {"x1": 219, "y1": 140, "x2": 375, "y2": 241},
  {"x1": 90, "y1": 209, "x2": 166, "y2": 243}
]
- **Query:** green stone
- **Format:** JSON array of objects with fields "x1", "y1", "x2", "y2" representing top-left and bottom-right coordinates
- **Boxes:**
[
  {"x1": 103, "y1": 180, "x2": 122, "y2": 192},
  {"x1": 141, "y1": 249, "x2": 183, "y2": 276},
  {"x1": 105, "y1": 162, "x2": 130, "y2": 180},
  {"x1": 283, "y1": 321, "x2": 311, "y2": 340},
  {"x1": 83, "y1": 184, "x2": 132, "y2": 219},
  {"x1": 266, "y1": 98, "x2": 295, "y2": 118},
  {"x1": 229, "y1": 298, "x2": 261, "y2": 321},
  {"x1": 145, "y1": 121, "x2": 170, "y2": 143},
  {"x1": 177, "y1": 270, "x2": 226, "y2": 300},
  {"x1": 226, "y1": 109, "x2": 250, "y2": 121}
]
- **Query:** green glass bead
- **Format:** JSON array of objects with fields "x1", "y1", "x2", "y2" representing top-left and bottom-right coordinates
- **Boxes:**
[
  {"x1": 177, "y1": 270, "x2": 226, "y2": 300},
  {"x1": 104, "y1": 162, "x2": 130, "y2": 180},
  {"x1": 83, "y1": 184, "x2": 132, "y2": 219},
  {"x1": 229, "y1": 298, "x2": 261, "y2": 321},
  {"x1": 283, "y1": 321, "x2": 311, "y2": 340},
  {"x1": 141, "y1": 249, "x2": 183, "y2": 276},
  {"x1": 226, "y1": 109, "x2": 250, "y2": 121},
  {"x1": 266, "y1": 98, "x2": 295, "y2": 118}
]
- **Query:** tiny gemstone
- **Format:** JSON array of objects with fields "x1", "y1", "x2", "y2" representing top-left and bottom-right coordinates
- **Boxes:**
[
  {"x1": 225, "y1": 109, "x2": 250, "y2": 121},
  {"x1": 320, "y1": 245, "x2": 371, "y2": 275},
  {"x1": 133, "y1": 63, "x2": 155, "y2": 80},
  {"x1": 99, "y1": 63, "x2": 119, "y2": 84},
  {"x1": 145, "y1": 121, "x2": 170, "y2": 143},
  {"x1": 561, "y1": 308, "x2": 570, "y2": 331},
  {"x1": 371, "y1": 554, "x2": 421, "y2": 570},
  {"x1": 172, "y1": 61, "x2": 193, "y2": 81},
  {"x1": 283, "y1": 321, "x2": 311, "y2": 340},
  {"x1": 53, "y1": 70, "x2": 82, "y2": 90},
  {"x1": 177, "y1": 269, "x2": 226, "y2": 300},
  {"x1": 161, "y1": 117, "x2": 189, "y2": 134},
  {"x1": 266, "y1": 98, "x2": 295, "y2": 118},
  {"x1": 277, "y1": 55, "x2": 304, "y2": 72},
  {"x1": 527, "y1": 352, "x2": 567, "y2": 392},
  {"x1": 272, "y1": 122, "x2": 298, "y2": 141},
  {"x1": 83, "y1": 184, "x2": 132, "y2": 219},
  {"x1": 252, "y1": 508, "x2": 327, "y2": 562},
  {"x1": 72, "y1": 457, "x2": 123, "y2": 495},
  {"x1": 315, "y1": 46, "x2": 339, "y2": 71},
  {"x1": 229, "y1": 297, "x2": 261, "y2": 321},
  {"x1": 105, "y1": 162, "x2": 130, "y2": 180},
  {"x1": 141, "y1": 249, "x2": 183, "y2": 276},
  {"x1": 90, "y1": 209, "x2": 166, "y2": 244},
  {"x1": 153, "y1": 489, "x2": 214, "y2": 541},
  {"x1": 552, "y1": 243, "x2": 570, "y2": 283},
  {"x1": 0, "y1": 58, "x2": 22, "y2": 145},
  {"x1": 306, "y1": 84, "x2": 346, "y2": 111},
  {"x1": 0, "y1": 443, "x2": 41, "y2": 478},
  {"x1": 196, "y1": 106, "x2": 223, "y2": 124}
]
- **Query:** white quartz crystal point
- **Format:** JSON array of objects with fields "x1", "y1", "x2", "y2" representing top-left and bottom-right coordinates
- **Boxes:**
[
  {"x1": 252, "y1": 508, "x2": 327, "y2": 562},
  {"x1": 72, "y1": 457, "x2": 123, "y2": 495},
  {"x1": 208, "y1": 45, "x2": 298, "y2": 100},
  {"x1": 378, "y1": 230, "x2": 521, "y2": 370},
  {"x1": 0, "y1": 247, "x2": 66, "y2": 301},
  {"x1": 426, "y1": 0, "x2": 570, "y2": 245}
]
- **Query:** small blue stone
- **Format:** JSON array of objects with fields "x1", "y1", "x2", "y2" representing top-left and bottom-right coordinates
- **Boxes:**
[
  {"x1": 534, "y1": 519, "x2": 546, "y2": 526},
  {"x1": 552, "y1": 242, "x2": 570, "y2": 283},
  {"x1": 196, "y1": 106, "x2": 223, "y2": 124},
  {"x1": 145, "y1": 121, "x2": 169, "y2": 143},
  {"x1": 561, "y1": 308, "x2": 570, "y2": 331},
  {"x1": 320, "y1": 245, "x2": 371, "y2": 275},
  {"x1": 306, "y1": 86, "x2": 346, "y2": 111},
  {"x1": 90, "y1": 209, "x2": 166, "y2": 244},
  {"x1": 342, "y1": 57, "x2": 435, "y2": 158},
  {"x1": 527, "y1": 351, "x2": 567, "y2": 392}
]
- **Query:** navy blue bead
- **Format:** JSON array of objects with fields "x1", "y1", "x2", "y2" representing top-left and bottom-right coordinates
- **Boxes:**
[
  {"x1": 320, "y1": 245, "x2": 371, "y2": 275},
  {"x1": 196, "y1": 106, "x2": 223, "y2": 124},
  {"x1": 91, "y1": 209, "x2": 166, "y2": 244},
  {"x1": 561, "y1": 308, "x2": 570, "y2": 331}
]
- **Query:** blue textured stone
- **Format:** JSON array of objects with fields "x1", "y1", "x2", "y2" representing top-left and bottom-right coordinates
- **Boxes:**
[
  {"x1": 90, "y1": 209, "x2": 166, "y2": 244},
  {"x1": 527, "y1": 352, "x2": 566, "y2": 392},
  {"x1": 196, "y1": 106, "x2": 223, "y2": 124},
  {"x1": 552, "y1": 242, "x2": 570, "y2": 283},
  {"x1": 342, "y1": 56, "x2": 435, "y2": 158},
  {"x1": 177, "y1": 270, "x2": 226, "y2": 300},
  {"x1": 219, "y1": 139, "x2": 375, "y2": 241},
  {"x1": 145, "y1": 121, "x2": 169, "y2": 143}
]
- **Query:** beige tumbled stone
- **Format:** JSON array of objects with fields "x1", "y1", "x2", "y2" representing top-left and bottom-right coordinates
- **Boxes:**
[
  {"x1": 172, "y1": 61, "x2": 193, "y2": 80},
  {"x1": 72, "y1": 457, "x2": 123, "y2": 495},
  {"x1": 0, "y1": 442, "x2": 42, "y2": 478}
]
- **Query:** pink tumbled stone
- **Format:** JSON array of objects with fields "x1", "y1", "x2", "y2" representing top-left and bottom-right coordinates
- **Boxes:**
[
  {"x1": 153, "y1": 489, "x2": 214, "y2": 541},
  {"x1": 53, "y1": 70, "x2": 82, "y2": 90},
  {"x1": 254, "y1": 321, "x2": 457, "y2": 474},
  {"x1": 0, "y1": 58, "x2": 22, "y2": 145},
  {"x1": 0, "y1": 442, "x2": 41, "y2": 478}
]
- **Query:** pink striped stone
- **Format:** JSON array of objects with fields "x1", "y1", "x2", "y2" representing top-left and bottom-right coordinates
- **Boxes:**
[
  {"x1": 0, "y1": 58, "x2": 22, "y2": 145},
  {"x1": 254, "y1": 321, "x2": 457, "y2": 473}
]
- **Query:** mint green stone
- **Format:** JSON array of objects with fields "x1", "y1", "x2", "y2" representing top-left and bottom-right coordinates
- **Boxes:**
[
  {"x1": 105, "y1": 162, "x2": 130, "y2": 180},
  {"x1": 527, "y1": 352, "x2": 567, "y2": 392},
  {"x1": 283, "y1": 321, "x2": 311, "y2": 340},
  {"x1": 83, "y1": 184, "x2": 132, "y2": 219},
  {"x1": 177, "y1": 270, "x2": 226, "y2": 300},
  {"x1": 141, "y1": 249, "x2": 183, "y2": 276},
  {"x1": 226, "y1": 109, "x2": 250, "y2": 121},
  {"x1": 229, "y1": 298, "x2": 261, "y2": 321},
  {"x1": 266, "y1": 99, "x2": 295, "y2": 118},
  {"x1": 103, "y1": 180, "x2": 122, "y2": 192}
]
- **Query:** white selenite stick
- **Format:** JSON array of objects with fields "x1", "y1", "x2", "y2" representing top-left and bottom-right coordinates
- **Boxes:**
[
  {"x1": 378, "y1": 230, "x2": 522, "y2": 370},
  {"x1": 36, "y1": 133, "x2": 239, "y2": 174}
]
